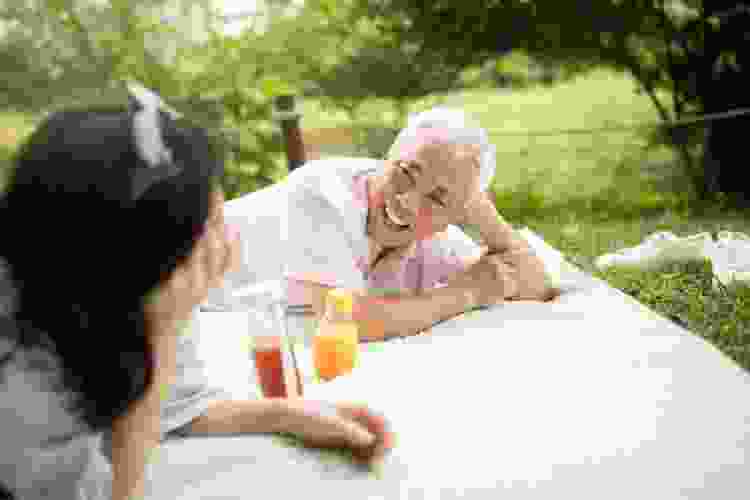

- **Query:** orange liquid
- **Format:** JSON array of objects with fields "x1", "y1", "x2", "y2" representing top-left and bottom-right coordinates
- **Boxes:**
[{"x1": 313, "y1": 322, "x2": 358, "y2": 381}]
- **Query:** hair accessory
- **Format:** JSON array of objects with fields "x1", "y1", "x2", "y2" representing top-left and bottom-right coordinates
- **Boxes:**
[{"x1": 126, "y1": 82, "x2": 182, "y2": 200}]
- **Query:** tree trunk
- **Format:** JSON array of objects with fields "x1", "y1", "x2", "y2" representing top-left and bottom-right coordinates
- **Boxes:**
[
  {"x1": 628, "y1": 66, "x2": 707, "y2": 200},
  {"x1": 701, "y1": 2, "x2": 750, "y2": 206},
  {"x1": 280, "y1": 119, "x2": 306, "y2": 172},
  {"x1": 275, "y1": 95, "x2": 307, "y2": 173}
]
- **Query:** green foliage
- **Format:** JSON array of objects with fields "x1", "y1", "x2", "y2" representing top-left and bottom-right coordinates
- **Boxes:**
[
  {"x1": 352, "y1": 0, "x2": 725, "y2": 197},
  {"x1": 315, "y1": 39, "x2": 462, "y2": 127},
  {"x1": 457, "y1": 65, "x2": 488, "y2": 90},
  {"x1": 458, "y1": 51, "x2": 596, "y2": 91},
  {"x1": 252, "y1": 0, "x2": 462, "y2": 128},
  {"x1": 493, "y1": 50, "x2": 541, "y2": 88},
  {"x1": 0, "y1": 0, "x2": 286, "y2": 200},
  {"x1": 247, "y1": 0, "x2": 367, "y2": 94}
]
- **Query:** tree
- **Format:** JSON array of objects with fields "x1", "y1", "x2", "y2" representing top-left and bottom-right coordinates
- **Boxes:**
[
  {"x1": 351, "y1": 0, "x2": 736, "y2": 202},
  {"x1": 316, "y1": 39, "x2": 461, "y2": 127},
  {"x1": 250, "y1": 0, "x2": 463, "y2": 154},
  {"x1": 0, "y1": 0, "x2": 285, "y2": 199}
]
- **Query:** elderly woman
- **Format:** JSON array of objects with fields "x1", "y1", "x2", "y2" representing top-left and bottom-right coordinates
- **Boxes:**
[{"x1": 283, "y1": 107, "x2": 557, "y2": 340}]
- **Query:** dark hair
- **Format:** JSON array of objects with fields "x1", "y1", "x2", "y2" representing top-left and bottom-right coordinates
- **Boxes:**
[{"x1": 0, "y1": 105, "x2": 223, "y2": 431}]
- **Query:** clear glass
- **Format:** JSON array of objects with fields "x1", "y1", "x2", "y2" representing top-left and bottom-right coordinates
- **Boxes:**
[{"x1": 227, "y1": 280, "x2": 304, "y2": 398}]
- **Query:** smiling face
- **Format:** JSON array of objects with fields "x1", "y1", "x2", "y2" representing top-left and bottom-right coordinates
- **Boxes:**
[{"x1": 367, "y1": 139, "x2": 481, "y2": 249}]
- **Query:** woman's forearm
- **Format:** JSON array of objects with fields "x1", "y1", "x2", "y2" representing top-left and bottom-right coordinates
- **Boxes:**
[
  {"x1": 111, "y1": 329, "x2": 178, "y2": 500},
  {"x1": 184, "y1": 398, "x2": 287, "y2": 436},
  {"x1": 110, "y1": 385, "x2": 162, "y2": 500},
  {"x1": 464, "y1": 194, "x2": 552, "y2": 300},
  {"x1": 352, "y1": 284, "x2": 477, "y2": 341},
  {"x1": 463, "y1": 193, "x2": 521, "y2": 255},
  {"x1": 303, "y1": 279, "x2": 477, "y2": 342}
]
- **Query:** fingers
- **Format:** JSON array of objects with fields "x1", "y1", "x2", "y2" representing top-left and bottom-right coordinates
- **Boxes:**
[
  {"x1": 196, "y1": 218, "x2": 238, "y2": 291},
  {"x1": 497, "y1": 260, "x2": 519, "y2": 299},
  {"x1": 489, "y1": 254, "x2": 507, "y2": 280},
  {"x1": 205, "y1": 221, "x2": 225, "y2": 289},
  {"x1": 312, "y1": 403, "x2": 376, "y2": 449},
  {"x1": 224, "y1": 223, "x2": 242, "y2": 274},
  {"x1": 468, "y1": 253, "x2": 511, "y2": 305},
  {"x1": 335, "y1": 403, "x2": 395, "y2": 465},
  {"x1": 188, "y1": 225, "x2": 210, "y2": 298},
  {"x1": 176, "y1": 219, "x2": 228, "y2": 304},
  {"x1": 144, "y1": 216, "x2": 236, "y2": 330},
  {"x1": 486, "y1": 255, "x2": 515, "y2": 297},
  {"x1": 289, "y1": 400, "x2": 371, "y2": 446},
  {"x1": 336, "y1": 417, "x2": 377, "y2": 449}
]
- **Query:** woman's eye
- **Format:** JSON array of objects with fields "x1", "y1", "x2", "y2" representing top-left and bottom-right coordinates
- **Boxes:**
[
  {"x1": 400, "y1": 165, "x2": 415, "y2": 184},
  {"x1": 431, "y1": 195, "x2": 445, "y2": 207}
]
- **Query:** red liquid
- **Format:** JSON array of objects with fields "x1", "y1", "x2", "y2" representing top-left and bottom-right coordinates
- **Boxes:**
[
  {"x1": 254, "y1": 347, "x2": 285, "y2": 398},
  {"x1": 253, "y1": 347, "x2": 303, "y2": 398}
]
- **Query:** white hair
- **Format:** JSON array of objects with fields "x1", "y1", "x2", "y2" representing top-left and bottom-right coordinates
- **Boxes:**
[{"x1": 387, "y1": 106, "x2": 497, "y2": 192}]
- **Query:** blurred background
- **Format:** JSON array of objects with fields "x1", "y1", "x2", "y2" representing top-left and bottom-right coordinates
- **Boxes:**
[{"x1": 1, "y1": 0, "x2": 749, "y2": 368}]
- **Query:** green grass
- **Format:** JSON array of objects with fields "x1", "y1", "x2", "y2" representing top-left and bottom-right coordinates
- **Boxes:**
[{"x1": 302, "y1": 69, "x2": 677, "y2": 201}]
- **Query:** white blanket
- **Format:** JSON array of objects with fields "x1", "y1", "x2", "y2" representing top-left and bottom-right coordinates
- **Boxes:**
[{"x1": 144, "y1": 233, "x2": 750, "y2": 500}]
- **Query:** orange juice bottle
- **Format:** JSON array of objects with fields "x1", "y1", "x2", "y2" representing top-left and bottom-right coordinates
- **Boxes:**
[{"x1": 313, "y1": 289, "x2": 359, "y2": 382}]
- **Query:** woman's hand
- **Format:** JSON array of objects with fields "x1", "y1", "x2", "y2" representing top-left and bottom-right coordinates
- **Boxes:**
[
  {"x1": 144, "y1": 215, "x2": 241, "y2": 336},
  {"x1": 369, "y1": 239, "x2": 417, "y2": 277},
  {"x1": 457, "y1": 189, "x2": 494, "y2": 227},
  {"x1": 276, "y1": 399, "x2": 395, "y2": 467},
  {"x1": 446, "y1": 247, "x2": 519, "y2": 306}
]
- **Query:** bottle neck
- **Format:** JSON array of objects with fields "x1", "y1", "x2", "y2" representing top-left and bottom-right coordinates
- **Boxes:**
[{"x1": 323, "y1": 301, "x2": 353, "y2": 323}]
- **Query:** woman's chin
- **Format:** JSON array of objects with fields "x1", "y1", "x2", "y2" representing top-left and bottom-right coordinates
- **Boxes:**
[
  {"x1": 377, "y1": 224, "x2": 437, "y2": 247},
  {"x1": 375, "y1": 227, "x2": 410, "y2": 247}
]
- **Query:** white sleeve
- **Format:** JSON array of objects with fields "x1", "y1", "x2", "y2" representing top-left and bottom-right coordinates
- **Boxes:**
[
  {"x1": 202, "y1": 184, "x2": 287, "y2": 309},
  {"x1": 440, "y1": 225, "x2": 483, "y2": 261},
  {"x1": 159, "y1": 320, "x2": 234, "y2": 437},
  {"x1": 283, "y1": 183, "x2": 364, "y2": 305},
  {"x1": 99, "y1": 315, "x2": 233, "y2": 460}
]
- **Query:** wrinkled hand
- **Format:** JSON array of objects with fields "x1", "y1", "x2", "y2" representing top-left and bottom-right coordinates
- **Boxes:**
[
  {"x1": 278, "y1": 399, "x2": 395, "y2": 467},
  {"x1": 457, "y1": 189, "x2": 494, "y2": 227},
  {"x1": 369, "y1": 240, "x2": 417, "y2": 277},
  {"x1": 144, "y1": 217, "x2": 242, "y2": 336},
  {"x1": 448, "y1": 246, "x2": 520, "y2": 306}
]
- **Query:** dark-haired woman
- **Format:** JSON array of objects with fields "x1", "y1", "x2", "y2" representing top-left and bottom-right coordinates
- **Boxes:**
[{"x1": 0, "y1": 86, "x2": 392, "y2": 500}]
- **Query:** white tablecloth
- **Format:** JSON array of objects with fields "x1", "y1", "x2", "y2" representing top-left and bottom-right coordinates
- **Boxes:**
[{"x1": 144, "y1": 271, "x2": 750, "y2": 499}]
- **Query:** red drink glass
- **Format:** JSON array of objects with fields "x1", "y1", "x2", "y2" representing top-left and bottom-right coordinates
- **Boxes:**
[{"x1": 253, "y1": 335, "x2": 303, "y2": 398}]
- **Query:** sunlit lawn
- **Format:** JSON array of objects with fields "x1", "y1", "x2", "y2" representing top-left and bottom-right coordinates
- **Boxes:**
[{"x1": 302, "y1": 69, "x2": 678, "y2": 199}]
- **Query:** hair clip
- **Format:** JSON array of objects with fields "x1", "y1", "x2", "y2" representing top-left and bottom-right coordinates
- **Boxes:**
[{"x1": 126, "y1": 82, "x2": 183, "y2": 200}]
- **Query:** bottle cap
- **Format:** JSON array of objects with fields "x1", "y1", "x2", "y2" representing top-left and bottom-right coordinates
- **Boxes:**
[{"x1": 326, "y1": 288, "x2": 354, "y2": 315}]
